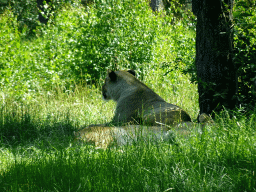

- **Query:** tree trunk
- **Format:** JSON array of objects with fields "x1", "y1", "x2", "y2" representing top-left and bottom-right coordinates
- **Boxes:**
[
  {"x1": 150, "y1": 0, "x2": 164, "y2": 11},
  {"x1": 192, "y1": 0, "x2": 237, "y2": 117},
  {"x1": 37, "y1": 0, "x2": 52, "y2": 24}
]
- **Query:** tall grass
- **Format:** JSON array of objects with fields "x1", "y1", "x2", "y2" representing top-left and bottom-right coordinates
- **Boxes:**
[
  {"x1": 0, "y1": 89, "x2": 255, "y2": 191},
  {"x1": 0, "y1": 0, "x2": 255, "y2": 191}
]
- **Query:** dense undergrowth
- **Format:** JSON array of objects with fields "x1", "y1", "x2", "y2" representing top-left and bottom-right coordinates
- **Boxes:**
[
  {"x1": 0, "y1": 0, "x2": 256, "y2": 191},
  {"x1": 0, "y1": 0, "x2": 195, "y2": 100}
]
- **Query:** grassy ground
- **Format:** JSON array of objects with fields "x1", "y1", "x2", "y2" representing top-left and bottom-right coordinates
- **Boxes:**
[
  {"x1": 0, "y1": 1, "x2": 255, "y2": 191},
  {"x1": 0, "y1": 81, "x2": 256, "y2": 191}
]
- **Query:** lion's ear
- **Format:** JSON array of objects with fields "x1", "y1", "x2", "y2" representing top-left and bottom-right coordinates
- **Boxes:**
[
  {"x1": 127, "y1": 69, "x2": 135, "y2": 77},
  {"x1": 109, "y1": 70, "x2": 117, "y2": 82}
]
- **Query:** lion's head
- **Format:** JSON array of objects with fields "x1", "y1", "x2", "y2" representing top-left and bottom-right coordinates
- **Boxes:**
[{"x1": 102, "y1": 70, "x2": 136, "y2": 101}]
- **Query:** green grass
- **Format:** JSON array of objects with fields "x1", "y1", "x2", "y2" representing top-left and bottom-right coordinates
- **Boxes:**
[
  {"x1": 0, "y1": 0, "x2": 255, "y2": 191},
  {"x1": 0, "y1": 87, "x2": 255, "y2": 191}
]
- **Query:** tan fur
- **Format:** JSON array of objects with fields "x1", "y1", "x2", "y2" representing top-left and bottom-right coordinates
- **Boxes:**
[
  {"x1": 74, "y1": 126, "x2": 118, "y2": 149},
  {"x1": 102, "y1": 70, "x2": 191, "y2": 126},
  {"x1": 73, "y1": 125, "x2": 170, "y2": 149},
  {"x1": 73, "y1": 113, "x2": 213, "y2": 149},
  {"x1": 73, "y1": 70, "x2": 214, "y2": 149}
]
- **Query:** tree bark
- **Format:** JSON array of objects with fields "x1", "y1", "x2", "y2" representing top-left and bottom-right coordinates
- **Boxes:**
[{"x1": 192, "y1": 0, "x2": 237, "y2": 117}]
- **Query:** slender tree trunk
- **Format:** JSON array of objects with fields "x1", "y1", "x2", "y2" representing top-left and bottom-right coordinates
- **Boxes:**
[
  {"x1": 192, "y1": 0, "x2": 237, "y2": 117},
  {"x1": 150, "y1": 0, "x2": 164, "y2": 11},
  {"x1": 37, "y1": 0, "x2": 52, "y2": 24}
]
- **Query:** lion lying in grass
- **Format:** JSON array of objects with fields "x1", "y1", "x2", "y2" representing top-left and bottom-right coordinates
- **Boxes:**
[
  {"x1": 73, "y1": 123, "x2": 192, "y2": 149},
  {"x1": 73, "y1": 115, "x2": 213, "y2": 149},
  {"x1": 73, "y1": 70, "x2": 213, "y2": 148}
]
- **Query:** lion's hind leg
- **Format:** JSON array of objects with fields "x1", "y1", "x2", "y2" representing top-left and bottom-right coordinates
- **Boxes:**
[{"x1": 73, "y1": 126, "x2": 117, "y2": 149}]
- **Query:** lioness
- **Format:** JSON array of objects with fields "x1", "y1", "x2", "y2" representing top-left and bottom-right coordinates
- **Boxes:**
[
  {"x1": 73, "y1": 69, "x2": 203, "y2": 148},
  {"x1": 102, "y1": 69, "x2": 191, "y2": 126},
  {"x1": 73, "y1": 125, "x2": 173, "y2": 149},
  {"x1": 73, "y1": 114, "x2": 212, "y2": 149}
]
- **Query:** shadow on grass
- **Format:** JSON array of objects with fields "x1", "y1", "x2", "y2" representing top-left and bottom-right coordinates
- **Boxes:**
[
  {"x1": 0, "y1": 104, "x2": 77, "y2": 149},
  {"x1": 0, "y1": 140, "x2": 193, "y2": 192},
  {"x1": 1, "y1": 105, "x2": 256, "y2": 191}
]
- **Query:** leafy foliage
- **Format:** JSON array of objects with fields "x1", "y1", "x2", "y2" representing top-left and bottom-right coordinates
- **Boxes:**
[
  {"x1": 0, "y1": 0, "x2": 196, "y2": 99},
  {"x1": 0, "y1": 0, "x2": 75, "y2": 37},
  {"x1": 1, "y1": 0, "x2": 38, "y2": 37},
  {"x1": 68, "y1": 0, "x2": 157, "y2": 82},
  {"x1": 233, "y1": 0, "x2": 256, "y2": 110}
]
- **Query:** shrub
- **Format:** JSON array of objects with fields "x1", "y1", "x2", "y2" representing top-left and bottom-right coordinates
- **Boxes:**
[
  {"x1": 68, "y1": 0, "x2": 158, "y2": 82},
  {"x1": 0, "y1": 0, "x2": 196, "y2": 99},
  {"x1": 233, "y1": 0, "x2": 256, "y2": 110}
]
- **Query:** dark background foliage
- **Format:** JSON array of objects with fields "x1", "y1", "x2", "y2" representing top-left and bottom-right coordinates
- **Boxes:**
[{"x1": 233, "y1": 0, "x2": 256, "y2": 110}]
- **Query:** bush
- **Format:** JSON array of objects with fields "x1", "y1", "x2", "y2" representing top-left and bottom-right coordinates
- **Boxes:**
[
  {"x1": 1, "y1": 0, "x2": 76, "y2": 37},
  {"x1": 68, "y1": 0, "x2": 158, "y2": 82},
  {"x1": 0, "y1": 0, "x2": 197, "y2": 99},
  {"x1": 162, "y1": 0, "x2": 194, "y2": 24},
  {"x1": 233, "y1": 0, "x2": 256, "y2": 110}
]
